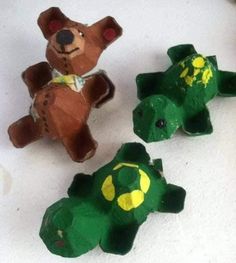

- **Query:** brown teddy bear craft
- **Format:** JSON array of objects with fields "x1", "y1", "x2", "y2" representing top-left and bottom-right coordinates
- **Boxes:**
[{"x1": 8, "y1": 7, "x2": 122, "y2": 162}]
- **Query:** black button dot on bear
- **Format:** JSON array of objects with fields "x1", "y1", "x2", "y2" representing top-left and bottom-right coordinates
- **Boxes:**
[{"x1": 56, "y1": 30, "x2": 74, "y2": 45}]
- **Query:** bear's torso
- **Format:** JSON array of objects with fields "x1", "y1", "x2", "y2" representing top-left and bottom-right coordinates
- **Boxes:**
[{"x1": 31, "y1": 82, "x2": 91, "y2": 140}]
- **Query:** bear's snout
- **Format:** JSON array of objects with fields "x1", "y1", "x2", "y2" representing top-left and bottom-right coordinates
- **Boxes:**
[
  {"x1": 48, "y1": 27, "x2": 85, "y2": 60},
  {"x1": 56, "y1": 30, "x2": 74, "y2": 46}
]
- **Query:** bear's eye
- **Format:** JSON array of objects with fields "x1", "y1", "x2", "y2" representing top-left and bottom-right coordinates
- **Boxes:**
[
  {"x1": 78, "y1": 31, "x2": 84, "y2": 38},
  {"x1": 155, "y1": 119, "x2": 167, "y2": 129}
]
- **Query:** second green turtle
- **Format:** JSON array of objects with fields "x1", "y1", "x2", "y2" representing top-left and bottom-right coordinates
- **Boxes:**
[
  {"x1": 133, "y1": 44, "x2": 236, "y2": 142},
  {"x1": 40, "y1": 142, "x2": 186, "y2": 257}
]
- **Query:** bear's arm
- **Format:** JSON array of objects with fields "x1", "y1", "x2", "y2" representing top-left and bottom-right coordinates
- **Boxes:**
[
  {"x1": 22, "y1": 62, "x2": 53, "y2": 98},
  {"x1": 82, "y1": 71, "x2": 115, "y2": 108}
]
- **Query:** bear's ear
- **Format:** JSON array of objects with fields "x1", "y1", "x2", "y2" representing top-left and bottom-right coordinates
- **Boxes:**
[
  {"x1": 89, "y1": 16, "x2": 122, "y2": 49},
  {"x1": 37, "y1": 7, "x2": 70, "y2": 39}
]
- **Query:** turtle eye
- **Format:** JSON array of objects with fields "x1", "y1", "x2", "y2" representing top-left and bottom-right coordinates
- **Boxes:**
[
  {"x1": 78, "y1": 31, "x2": 84, "y2": 37},
  {"x1": 155, "y1": 119, "x2": 167, "y2": 129}
]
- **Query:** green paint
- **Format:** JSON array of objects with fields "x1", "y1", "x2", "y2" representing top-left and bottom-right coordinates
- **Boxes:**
[
  {"x1": 133, "y1": 44, "x2": 236, "y2": 142},
  {"x1": 40, "y1": 143, "x2": 186, "y2": 257}
]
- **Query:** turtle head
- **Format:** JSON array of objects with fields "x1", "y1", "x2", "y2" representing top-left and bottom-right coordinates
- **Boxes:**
[
  {"x1": 40, "y1": 198, "x2": 103, "y2": 257},
  {"x1": 133, "y1": 95, "x2": 181, "y2": 142}
]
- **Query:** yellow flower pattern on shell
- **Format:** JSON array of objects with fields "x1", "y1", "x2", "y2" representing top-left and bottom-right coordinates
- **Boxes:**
[
  {"x1": 101, "y1": 163, "x2": 151, "y2": 211},
  {"x1": 202, "y1": 68, "x2": 213, "y2": 85},
  {"x1": 101, "y1": 176, "x2": 115, "y2": 201},
  {"x1": 179, "y1": 56, "x2": 213, "y2": 87},
  {"x1": 117, "y1": 190, "x2": 144, "y2": 211},
  {"x1": 192, "y1": 57, "x2": 205, "y2": 68}
]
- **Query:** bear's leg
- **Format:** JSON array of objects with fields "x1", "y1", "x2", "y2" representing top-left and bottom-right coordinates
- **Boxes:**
[
  {"x1": 100, "y1": 223, "x2": 139, "y2": 255},
  {"x1": 83, "y1": 72, "x2": 115, "y2": 108},
  {"x1": 218, "y1": 70, "x2": 236, "y2": 96},
  {"x1": 22, "y1": 62, "x2": 52, "y2": 98},
  {"x1": 8, "y1": 115, "x2": 42, "y2": 147},
  {"x1": 62, "y1": 124, "x2": 97, "y2": 162}
]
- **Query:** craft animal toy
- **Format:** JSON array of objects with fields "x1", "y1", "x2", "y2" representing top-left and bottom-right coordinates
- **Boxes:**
[
  {"x1": 133, "y1": 44, "x2": 236, "y2": 142},
  {"x1": 8, "y1": 7, "x2": 122, "y2": 162},
  {"x1": 40, "y1": 142, "x2": 186, "y2": 257}
]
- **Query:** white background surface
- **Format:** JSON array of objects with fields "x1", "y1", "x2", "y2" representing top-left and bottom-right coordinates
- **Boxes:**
[{"x1": 0, "y1": 0, "x2": 236, "y2": 262}]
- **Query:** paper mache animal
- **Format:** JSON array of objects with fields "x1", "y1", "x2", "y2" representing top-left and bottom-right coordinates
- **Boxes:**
[
  {"x1": 8, "y1": 7, "x2": 122, "y2": 162},
  {"x1": 133, "y1": 44, "x2": 236, "y2": 142},
  {"x1": 40, "y1": 142, "x2": 186, "y2": 257}
]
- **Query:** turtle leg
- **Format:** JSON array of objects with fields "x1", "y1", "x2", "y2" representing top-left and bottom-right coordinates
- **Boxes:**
[
  {"x1": 158, "y1": 184, "x2": 186, "y2": 213},
  {"x1": 22, "y1": 62, "x2": 53, "y2": 98},
  {"x1": 67, "y1": 173, "x2": 93, "y2": 198},
  {"x1": 152, "y1": 159, "x2": 163, "y2": 172},
  {"x1": 182, "y1": 107, "x2": 213, "y2": 135},
  {"x1": 115, "y1": 142, "x2": 150, "y2": 165},
  {"x1": 167, "y1": 44, "x2": 197, "y2": 64},
  {"x1": 206, "y1": 56, "x2": 218, "y2": 68},
  {"x1": 217, "y1": 70, "x2": 236, "y2": 96},
  {"x1": 100, "y1": 223, "x2": 139, "y2": 255},
  {"x1": 136, "y1": 72, "x2": 164, "y2": 100},
  {"x1": 62, "y1": 124, "x2": 98, "y2": 162}
]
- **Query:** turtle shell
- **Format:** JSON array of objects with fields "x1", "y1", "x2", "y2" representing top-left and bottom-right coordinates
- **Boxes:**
[
  {"x1": 160, "y1": 54, "x2": 218, "y2": 117},
  {"x1": 92, "y1": 161, "x2": 167, "y2": 225}
]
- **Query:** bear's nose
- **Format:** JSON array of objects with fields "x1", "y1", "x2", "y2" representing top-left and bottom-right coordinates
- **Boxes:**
[{"x1": 56, "y1": 30, "x2": 74, "y2": 45}]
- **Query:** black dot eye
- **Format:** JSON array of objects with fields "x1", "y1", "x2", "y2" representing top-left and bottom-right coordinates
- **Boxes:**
[
  {"x1": 79, "y1": 31, "x2": 84, "y2": 37},
  {"x1": 155, "y1": 119, "x2": 167, "y2": 129}
]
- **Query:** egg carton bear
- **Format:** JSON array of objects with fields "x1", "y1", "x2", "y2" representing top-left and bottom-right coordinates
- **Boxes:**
[{"x1": 8, "y1": 7, "x2": 122, "y2": 162}]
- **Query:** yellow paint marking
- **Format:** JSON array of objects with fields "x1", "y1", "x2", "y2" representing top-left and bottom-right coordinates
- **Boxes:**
[
  {"x1": 180, "y1": 67, "x2": 189, "y2": 78},
  {"x1": 192, "y1": 57, "x2": 205, "y2": 68},
  {"x1": 102, "y1": 164, "x2": 151, "y2": 209},
  {"x1": 185, "y1": 75, "x2": 194, "y2": 86},
  {"x1": 57, "y1": 230, "x2": 63, "y2": 238},
  {"x1": 113, "y1": 163, "x2": 139, "y2": 171},
  {"x1": 194, "y1": 68, "x2": 200, "y2": 76},
  {"x1": 202, "y1": 68, "x2": 213, "y2": 85},
  {"x1": 117, "y1": 190, "x2": 144, "y2": 211},
  {"x1": 139, "y1": 169, "x2": 150, "y2": 193},
  {"x1": 101, "y1": 175, "x2": 115, "y2": 201}
]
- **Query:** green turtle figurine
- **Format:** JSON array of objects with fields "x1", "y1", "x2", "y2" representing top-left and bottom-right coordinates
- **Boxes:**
[
  {"x1": 40, "y1": 142, "x2": 186, "y2": 257},
  {"x1": 133, "y1": 44, "x2": 236, "y2": 142}
]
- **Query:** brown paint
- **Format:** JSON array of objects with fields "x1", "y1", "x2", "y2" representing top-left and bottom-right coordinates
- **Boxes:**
[{"x1": 8, "y1": 7, "x2": 122, "y2": 162}]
